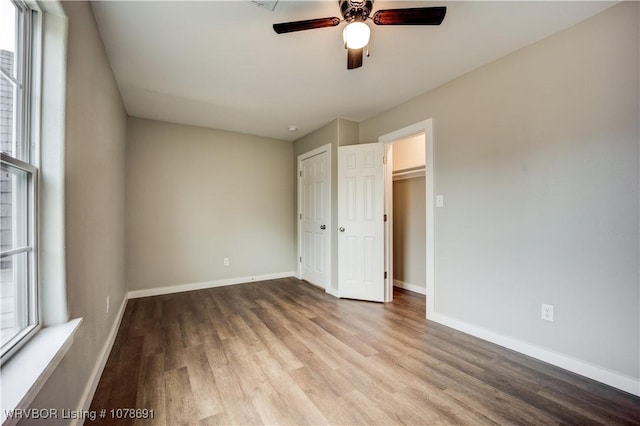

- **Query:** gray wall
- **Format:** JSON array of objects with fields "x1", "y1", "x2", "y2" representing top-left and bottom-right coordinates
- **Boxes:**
[
  {"x1": 360, "y1": 2, "x2": 639, "y2": 380},
  {"x1": 126, "y1": 118, "x2": 294, "y2": 291},
  {"x1": 26, "y1": 0, "x2": 128, "y2": 419}
]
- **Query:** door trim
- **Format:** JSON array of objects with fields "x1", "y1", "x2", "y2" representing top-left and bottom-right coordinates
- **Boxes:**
[
  {"x1": 379, "y1": 119, "x2": 435, "y2": 319},
  {"x1": 297, "y1": 144, "x2": 332, "y2": 292}
]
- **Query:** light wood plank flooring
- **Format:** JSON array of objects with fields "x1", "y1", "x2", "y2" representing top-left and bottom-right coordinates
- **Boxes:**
[{"x1": 88, "y1": 278, "x2": 640, "y2": 425}]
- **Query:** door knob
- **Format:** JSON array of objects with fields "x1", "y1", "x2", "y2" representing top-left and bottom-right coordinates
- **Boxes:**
[
  {"x1": 339, "y1": 227, "x2": 345, "y2": 232},
  {"x1": 320, "y1": 225, "x2": 326, "y2": 230}
]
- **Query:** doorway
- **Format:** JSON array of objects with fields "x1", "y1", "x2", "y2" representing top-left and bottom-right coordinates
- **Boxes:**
[
  {"x1": 390, "y1": 135, "x2": 427, "y2": 296},
  {"x1": 297, "y1": 144, "x2": 332, "y2": 290},
  {"x1": 379, "y1": 119, "x2": 435, "y2": 319}
]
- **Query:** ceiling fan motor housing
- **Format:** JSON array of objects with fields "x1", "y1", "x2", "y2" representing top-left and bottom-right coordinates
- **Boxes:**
[{"x1": 340, "y1": 0, "x2": 373, "y2": 23}]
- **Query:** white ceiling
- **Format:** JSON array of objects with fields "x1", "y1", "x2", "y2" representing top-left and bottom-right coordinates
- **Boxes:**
[{"x1": 90, "y1": 1, "x2": 616, "y2": 141}]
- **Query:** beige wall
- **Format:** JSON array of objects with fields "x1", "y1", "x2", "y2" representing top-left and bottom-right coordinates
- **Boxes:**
[
  {"x1": 126, "y1": 118, "x2": 294, "y2": 291},
  {"x1": 337, "y1": 117, "x2": 359, "y2": 147},
  {"x1": 360, "y1": 3, "x2": 639, "y2": 379},
  {"x1": 294, "y1": 119, "x2": 339, "y2": 159},
  {"x1": 392, "y1": 134, "x2": 426, "y2": 172},
  {"x1": 27, "y1": 0, "x2": 128, "y2": 420},
  {"x1": 393, "y1": 177, "x2": 426, "y2": 290}
]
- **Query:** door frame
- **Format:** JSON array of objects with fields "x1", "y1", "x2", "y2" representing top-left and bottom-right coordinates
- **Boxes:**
[
  {"x1": 297, "y1": 144, "x2": 332, "y2": 292},
  {"x1": 379, "y1": 119, "x2": 435, "y2": 319}
]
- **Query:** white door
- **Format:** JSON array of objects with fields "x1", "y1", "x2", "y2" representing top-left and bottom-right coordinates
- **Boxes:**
[
  {"x1": 338, "y1": 143, "x2": 385, "y2": 302},
  {"x1": 300, "y1": 151, "x2": 329, "y2": 288}
]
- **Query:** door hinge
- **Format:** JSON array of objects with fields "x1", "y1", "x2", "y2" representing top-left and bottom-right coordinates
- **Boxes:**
[
  {"x1": 299, "y1": 213, "x2": 302, "y2": 220},
  {"x1": 384, "y1": 271, "x2": 388, "y2": 279},
  {"x1": 299, "y1": 170, "x2": 302, "y2": 177},
  {"x1": 384, "y1": 214, "x2": 387, "y2": 222},
  {"x1": 299, "y1": 256, "x2": 302, "y2": 263}
]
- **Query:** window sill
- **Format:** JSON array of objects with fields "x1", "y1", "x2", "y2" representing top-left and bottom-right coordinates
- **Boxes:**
[{"x1": 1, "y1": 318, "x2": 83, "y2": 426}]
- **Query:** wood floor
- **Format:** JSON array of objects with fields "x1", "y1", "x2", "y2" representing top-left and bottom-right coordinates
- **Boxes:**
[{"x1": 88, "y1": 278, "x2": 640, "y2": 425}]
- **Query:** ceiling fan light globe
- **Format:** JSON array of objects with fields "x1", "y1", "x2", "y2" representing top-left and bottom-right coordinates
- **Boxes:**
[{"x1": 343, "y1": 22, "x2": 370, "y2": 49}]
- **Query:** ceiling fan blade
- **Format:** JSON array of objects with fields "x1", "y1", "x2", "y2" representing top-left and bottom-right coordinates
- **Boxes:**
[
  {"x1": 372, "y1": 6, "x2": 446, "y2": 26},
  {"x1": 273, "y1": 17, "x2": 341, "y2": 34},
  {"x1": 347, "y1": 48, "x2": 363, "y2": 70}
]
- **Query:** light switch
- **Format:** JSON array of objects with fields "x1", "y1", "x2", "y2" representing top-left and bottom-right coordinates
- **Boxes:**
[{"x1": 436, "y1": 195, "x2": 444, "y2": 208}]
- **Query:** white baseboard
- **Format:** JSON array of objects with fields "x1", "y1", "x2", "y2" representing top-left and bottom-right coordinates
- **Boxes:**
[
  {"x1": 127, "y1": 271, "x2": 296, "y2": 299},
  {"x1": 393, "y1": 279, "x2": 426, "y2": 295},
  {"x1": 299, "y1": 279, "x2": 325, "y2": 290},
  {"x1": 428, "y1": 311, "x2": 640, "y2": 397},
  {"x1": 326, "y1": 287, "x2": 339, "y2": 298},
  {"x1": 67, "y1": 274, "x2": 638, "y2": 426},
  {"x1": 73, "y1": 296, "x2": 128, "y2": 425},
  {"x1": 71, "y1": 272, "x2": 295, "y2": 424}
]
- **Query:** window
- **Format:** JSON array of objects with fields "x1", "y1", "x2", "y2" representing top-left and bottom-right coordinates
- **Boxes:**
[{"x1": 1, "y1": 0, "x2": 40, "y2": 362}]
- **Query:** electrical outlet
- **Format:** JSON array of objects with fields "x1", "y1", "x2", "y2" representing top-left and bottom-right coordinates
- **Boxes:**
[
  {"x1": 541, "y1": 304, "x2": 554, "y2": 322},
  {"x1": 106, "y1": 296, "x2": 110, "y2": 313},
  {"x1": 223, "y1": 257, "x2": 230, "y2": 267}
]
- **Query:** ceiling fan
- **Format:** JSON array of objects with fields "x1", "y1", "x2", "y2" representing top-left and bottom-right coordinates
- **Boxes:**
[{"x1": 273, "y1": 1, "x2": 446, "y2": 70}]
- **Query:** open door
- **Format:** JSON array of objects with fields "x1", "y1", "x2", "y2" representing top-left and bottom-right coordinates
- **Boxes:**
[{"x1": 337, "y1": 143, "x2": 385, "y2": 302}]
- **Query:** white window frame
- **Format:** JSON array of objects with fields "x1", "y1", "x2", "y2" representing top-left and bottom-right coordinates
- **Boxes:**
[{"x1": 0, "y1": 0, "x2": 41, "y2": 363}]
